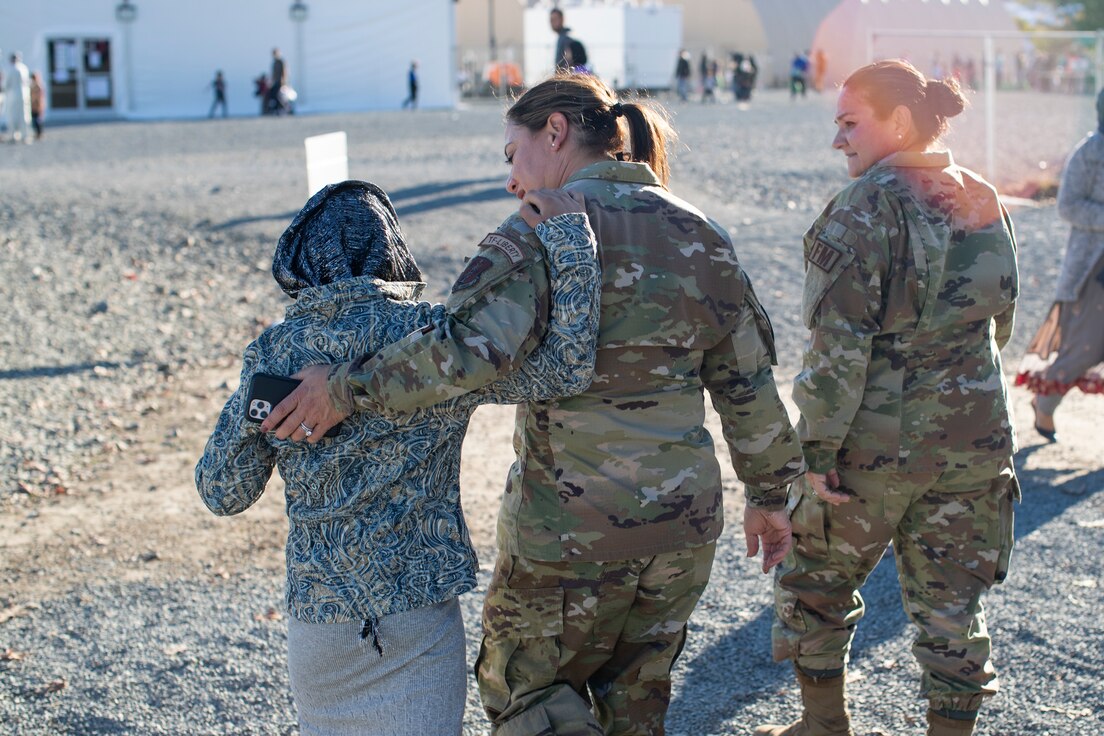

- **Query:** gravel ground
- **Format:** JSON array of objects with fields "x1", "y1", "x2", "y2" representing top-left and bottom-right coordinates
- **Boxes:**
[{"x1": 1, "y1": 89, "x2": 1102, "y2": 735}]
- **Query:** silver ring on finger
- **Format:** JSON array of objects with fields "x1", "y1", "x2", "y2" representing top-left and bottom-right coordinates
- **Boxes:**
[{"x1": 299, "y1": 422, "x2": 314, "y2": 438}]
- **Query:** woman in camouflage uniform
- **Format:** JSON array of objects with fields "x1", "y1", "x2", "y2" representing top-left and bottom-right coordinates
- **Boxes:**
[
  {"x1": 264, "y1": 72, "x2": 804, "y2": 734},
  {"x1": 757, "y1": 60, "x2": 1019, "y2": 736}
]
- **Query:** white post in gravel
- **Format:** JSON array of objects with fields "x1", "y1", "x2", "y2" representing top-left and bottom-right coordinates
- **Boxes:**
[{"x1": 305, "y1": 131, "x2": 349, "y2": 197}]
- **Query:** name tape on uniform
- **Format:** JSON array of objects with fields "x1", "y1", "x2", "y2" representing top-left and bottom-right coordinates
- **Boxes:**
[
  {"x1": 809, "y1": 238, "x2": 845, "y2": 273},
  {"x1": 481, "y1": 233, "x2": 526, "y2": 264}
]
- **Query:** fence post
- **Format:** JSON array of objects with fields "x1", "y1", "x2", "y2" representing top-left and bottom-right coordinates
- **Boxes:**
[
  {"x1": 984, "y1": 33, "x2": 996, "y2": 183},
  {"x1": 1096, "y1": 29, "x2": 1104, "y2": 97}
]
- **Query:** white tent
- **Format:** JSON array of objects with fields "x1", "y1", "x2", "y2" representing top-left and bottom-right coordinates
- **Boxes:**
[
  {"x1": 522, "y1": 3, "x2": 682, "y2": 89},
  {"x1": 812, "y1": 0, "x2": 1020, "y2": 89},
  {"x1": 0, "y1": 0, "x2": 456, "y2": 120}
]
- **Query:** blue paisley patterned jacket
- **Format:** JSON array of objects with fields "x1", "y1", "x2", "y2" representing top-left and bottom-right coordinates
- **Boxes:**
[{"x1": 195, "y1": 214, "x2": 599, "y2": 623}]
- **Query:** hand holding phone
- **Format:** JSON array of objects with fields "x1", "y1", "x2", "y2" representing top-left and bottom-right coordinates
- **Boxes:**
[{"x1": 246, "y1": 373, "x2": 342, "y2": 438}]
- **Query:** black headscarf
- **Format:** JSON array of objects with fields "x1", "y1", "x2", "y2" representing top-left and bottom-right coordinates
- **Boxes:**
[{"x1": 272, "y1": 180, "x2": 422, "y2": 298}]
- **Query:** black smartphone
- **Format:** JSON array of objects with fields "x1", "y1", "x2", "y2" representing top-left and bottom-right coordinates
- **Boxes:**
[{"x1": 245, "y1": 372, "x2": 342, "y2": 438}]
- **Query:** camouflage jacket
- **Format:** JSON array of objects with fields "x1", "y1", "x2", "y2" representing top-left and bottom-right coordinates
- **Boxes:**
[
  {"x1": 195, "y1": 213, "x2": 600, "y2": 623},
  {"x1": 795, "y1": 150, "x2": 1019, "y2": 474},
  {"x1": 333, "y1": 161, "x2": 804, "y2": 562}
]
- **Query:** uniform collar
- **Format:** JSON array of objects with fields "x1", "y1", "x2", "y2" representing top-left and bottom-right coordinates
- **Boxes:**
[
  {"x1": 565, "y1": 160, "x2": 662, "y2": 187},
  {"x1": 875, "y1": 149, "x2": 954, "y2": 170}
]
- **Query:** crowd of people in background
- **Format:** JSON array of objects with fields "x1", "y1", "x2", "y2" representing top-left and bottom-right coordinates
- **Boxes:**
[{"x1": 921, "y1": 48, "x2": 1100, "y2": 95}]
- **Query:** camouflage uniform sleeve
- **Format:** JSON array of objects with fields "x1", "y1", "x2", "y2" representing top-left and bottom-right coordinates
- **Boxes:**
[
  {"x1": 475, "y1": 213, "x2": 600, "y2": 404},
  {"x1": 992, "y1": 203, "x2": 1019, "y2": 351},
  {"x1": 195, "y1": 343, "x2": 278, "y2": 516},
  {"x1": 327, "y1": 215, "x2": 550, "y2": 414},
  {"x1": 701, "y1": 273, "x2": 805, "y2": 511},
  {"x1": 793, "y1": 194, "x2": 892, "y2": 473}
]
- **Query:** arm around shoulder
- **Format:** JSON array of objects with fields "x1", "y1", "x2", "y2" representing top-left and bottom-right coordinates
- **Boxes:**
[
  {"x1": 478, "y1": 212, "x2": 601, "y2": 403},
  {"x1": 336, "y1": 218, "x2": 550, "y2": 414}
]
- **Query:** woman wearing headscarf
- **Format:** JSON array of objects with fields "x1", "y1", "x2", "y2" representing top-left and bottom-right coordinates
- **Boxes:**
[
  {"x1": 264, "y1": 72, "x2": 804, "y2": 734},
  {"x1": 1015, "y1": 89, "x2": 1104, "y2": 440},
  {"x1": 758, "y1": 60, "x2": 1018, "y2": 736},
  {"x1": 195, "y1": 180, "x2": 600, "y2": 736}
]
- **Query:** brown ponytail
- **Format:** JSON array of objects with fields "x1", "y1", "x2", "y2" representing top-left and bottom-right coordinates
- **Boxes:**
[{"x1": 506, "y1": 72, "x2": 676, "y2": 186}]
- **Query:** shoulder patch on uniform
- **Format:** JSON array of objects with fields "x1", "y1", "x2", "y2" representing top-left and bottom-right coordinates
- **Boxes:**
[
  {"x1": 480, "y1": 232, "x2": 526, "y2": 264},
  {"x1": 808, "y1": 238, "x2": 845, "y2": 273},
  {"x1": 453, "y1": 256, "x2": 494, "y2": 292}
]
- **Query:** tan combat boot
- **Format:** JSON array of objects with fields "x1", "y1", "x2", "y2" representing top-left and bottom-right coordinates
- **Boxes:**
[
  {"x1": 926, "y1": 710, "x2": 976, "y2": 736},
  {"x1": 754, "y1": 669, "x2": 853, "y2": 736}
]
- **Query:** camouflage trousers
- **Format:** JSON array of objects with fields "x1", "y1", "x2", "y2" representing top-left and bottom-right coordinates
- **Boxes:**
[
  {"x1": 476, "y1": 543, "x2": 716, "y2": 736},
  {"x1": 771, "y1": 460, "x2": 1018, "y2": 713}
]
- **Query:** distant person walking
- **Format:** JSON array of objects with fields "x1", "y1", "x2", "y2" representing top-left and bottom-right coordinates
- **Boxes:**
[
  {"x1": 733, "y1": 53, "x2": 758, "y2": 103},
  {"x1": 702, "y1": 56, "x2": 718, "y2": 103},
  {"x1": 565, "y1": 40, "x2": 591, "y2": 75},
  {"x1": 253, "y1": 73, "x2": 269, "y2": 115},
  {"x1": 29, "y1": 70, "x2": 43, "y2": 139},
  {"x1": 1016, "y1": 87, "x2": 1104, "y2": 440},
  {"x1": 209, "y1": 70, "x2": 227, "y2": 118},
  {"x1": 4, "y1": 52, "x2": 31, "y2": 143},
  {"x1": 401, "y1": 60, "x2": 418, "y2": 109},
  {"x1": 813, "y1": 48, "x2": 828, "y2": 92},
  {"x1": 790, "y1": 51, "x2": 810, "y2": 99},
  {"x1": 675, "y1": 49, "x2": 692, "y2": 102},
  {"x1": 0, "y1": 53, "x2": 6, "y2": 135},
  {"x1": 267, "y1": 48, "x2": 289, "y2": 115},
  {"x1": 549, "y1": 7, "x2": 584, "y2": 73}
]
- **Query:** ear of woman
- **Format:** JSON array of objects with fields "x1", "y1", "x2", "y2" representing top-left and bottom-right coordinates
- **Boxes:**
[
  {"x1": 892, "y1": 104, "x2": 915, "y2": 147},
  {"x1": 547, "y1": 112, "x2": 568, "y2": 150}
]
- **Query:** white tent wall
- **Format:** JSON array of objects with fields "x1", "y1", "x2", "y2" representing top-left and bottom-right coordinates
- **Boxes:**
[
  {"x1": 0, "y1": 1, "x2": 118, "y2": 117},
  {"x1": 0, "y1": 0, "x2": 455, "y2": 120},
  {"x1": 126, "y1": 0, "x2": 295, "y2": 119},
  {"x1": 522, "y1": 4, "x2": 681, "y2": 89},
  {"x1": 679, "y1": 0, "x2": 767, "y2": 62},
  {"x1": 623, "y1": 6, "x2": 682, "y2": 89},
  {"x1": 298, "y1": 1, "x2": 455, "y2": 114},
  {"x1": 749, "y1": 0, "x2": 840, "y2": 87},
  {"x1": 812, "y1": 0, "x2": 1020, "y2": 89}
]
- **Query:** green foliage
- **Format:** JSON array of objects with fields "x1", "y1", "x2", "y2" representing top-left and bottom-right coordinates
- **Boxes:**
[{"x1": 1041, "y1": 1, "x2": 1104, "y2": 31}]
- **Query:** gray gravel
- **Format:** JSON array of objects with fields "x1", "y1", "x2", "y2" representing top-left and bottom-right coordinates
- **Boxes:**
[{"x1": 2, "y1": 89, "x2": 1102, "y2": 734}]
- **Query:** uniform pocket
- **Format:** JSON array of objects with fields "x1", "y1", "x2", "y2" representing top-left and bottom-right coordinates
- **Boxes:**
[
  {"x1": 478, "y1": 585, "x2": 565, "y2": 716},
  {"x1": 789, "y1": 480, "x2": 830, "y2": 560}
]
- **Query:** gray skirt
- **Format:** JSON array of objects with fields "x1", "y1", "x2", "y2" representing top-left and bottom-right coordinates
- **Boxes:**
[
  {"x1": 1017, "y1": 251, "x2": 1104, "y2": 411},
  {"x1": 287, "y1": 598, "x2": 468, "y2": 736}
]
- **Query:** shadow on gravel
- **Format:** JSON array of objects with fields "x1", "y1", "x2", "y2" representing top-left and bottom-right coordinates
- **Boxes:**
[
  {"x1": 387, "y1": 176, "x2": 504, "y2": 203},
  {"x1": 209, "y1": 211, "x2": 298, "y2": 231},
  {"x1": 204, "y1": 177, "x2": 511, "y2": 229},
  {"x1": 0, "y1": 361, "x2": 133, "y2": 380},
  {"x1": 672, "y1": 452, "x2": 1103, "y2": 735},
  {"x1": 391, "y1": 178, "x2": 513, "y2": 218}
]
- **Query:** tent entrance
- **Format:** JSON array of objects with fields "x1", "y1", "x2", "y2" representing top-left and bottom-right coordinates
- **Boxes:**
[{"x1": 47, "y1": 38, "x2": 114, "y2": 114}]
